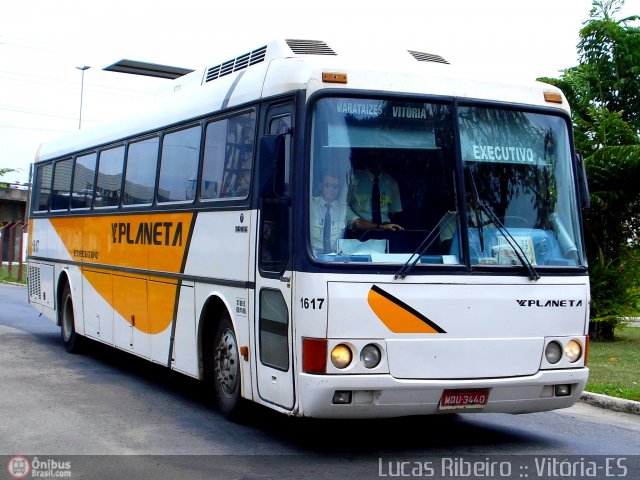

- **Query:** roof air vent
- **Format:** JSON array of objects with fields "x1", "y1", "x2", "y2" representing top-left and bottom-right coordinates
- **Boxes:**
[
  {"x1": 408, "y1": 50, "x2": 449, "y2": 65},
  {"x1": 205, "y1": 45, "x2": 267, "y2": 82},
  {"x1": 286, "y1": 39, "x2": 336, "y2": 56}
]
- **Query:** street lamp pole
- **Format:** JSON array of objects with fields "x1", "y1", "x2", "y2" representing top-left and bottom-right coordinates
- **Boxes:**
[{"x1": 76, "y1": 65, "x2": 91, "y2": 129}]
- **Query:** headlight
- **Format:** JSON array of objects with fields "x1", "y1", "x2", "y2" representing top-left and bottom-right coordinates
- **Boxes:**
[
  {"x1": 331, "y1": 344, "x2": 352, "y2": 369},
  {"x1": 545, "y1": 341, "x2": 562, "y2": 364},
  {"x1": 360, "y1": 344, "x2": 381, "y2": 369},
  {"x1": 565, "y1": 339, "x2": 582, "y2": 363}
]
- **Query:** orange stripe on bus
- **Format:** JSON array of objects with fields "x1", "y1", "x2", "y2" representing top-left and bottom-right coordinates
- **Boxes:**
[
  {"x1": 49, "y1": 213, "x2": 194, "y2": 335},
  {"x1": 83, "y1": 268, "x2": 178, "y2": 335},
  {"x1": 367, "y1": 285, "x2": 445, "y2": 334}
]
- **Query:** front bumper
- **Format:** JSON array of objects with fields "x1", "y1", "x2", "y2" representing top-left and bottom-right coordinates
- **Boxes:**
[{"x1": 297, "y1": 368, "x2": 589, "y2": 418}]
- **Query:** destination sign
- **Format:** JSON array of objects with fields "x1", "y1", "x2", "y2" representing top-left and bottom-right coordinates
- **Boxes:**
[
  {"x1": 471, "y1": 145, "x2": 537, "y2": 164},
  {"x1": 335, "y1": 101, "x2": 431, "y2": 120}
]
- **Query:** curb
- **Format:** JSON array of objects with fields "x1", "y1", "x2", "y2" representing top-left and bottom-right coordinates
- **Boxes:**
[{"x1": 580, "y1": 391, "x2": 640, "y2": 415}]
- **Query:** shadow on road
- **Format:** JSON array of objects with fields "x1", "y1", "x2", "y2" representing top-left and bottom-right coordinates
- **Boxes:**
[{"x1": 45, "y1": 334, "x2": 559, "y2": 455}]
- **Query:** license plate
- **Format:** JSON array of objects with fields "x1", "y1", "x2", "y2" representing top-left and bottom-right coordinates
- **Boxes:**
[{"x1": 439, "y1": 389, "x2": 489, "y2": 410}]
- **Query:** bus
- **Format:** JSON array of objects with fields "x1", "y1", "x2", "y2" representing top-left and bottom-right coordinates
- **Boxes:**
[{"x1": 27, "y1": 38, "x2": 590, "y2": 419}]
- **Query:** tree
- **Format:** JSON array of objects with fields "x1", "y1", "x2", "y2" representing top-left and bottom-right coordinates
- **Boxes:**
[
  {"x1": 540, "y1": 0, "x2": 640, "y2": 339},
  {"x1": 0, "y1": 168, "x2": 16, "y2": 177}
]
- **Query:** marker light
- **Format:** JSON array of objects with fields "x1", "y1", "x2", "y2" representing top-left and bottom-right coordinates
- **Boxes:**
[
  {"x1": 360, "y1": 344, "x2": 382, "y2": 369},
  {"x1": 564, "y1": 339, "x2": 582, "y2": 363},
  {"x1": 545, "y1": 341, "x2": 562, "y2": 364},
  {"x1": 331, "y1": 344, "x2": 353, "y2": 369},
  {"x1": 544, "y1": 91, "x2": 563, "y2": 104},
  {"x1": 322, "y1": 72, "x2": 348, "y2": 84}
]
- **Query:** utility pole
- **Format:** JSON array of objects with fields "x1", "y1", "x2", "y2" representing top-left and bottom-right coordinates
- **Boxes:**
[{"x1": 76, "y1": 65, "x2": 91, "y2": 129}]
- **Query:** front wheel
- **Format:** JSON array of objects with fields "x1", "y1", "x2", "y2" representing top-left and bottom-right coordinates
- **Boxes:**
[
  {"x1": 208, "y1": 314, "x2": 245, "y2": 418},
  {"x1": 59, "y1": 283, "x2": 82, "y2": 353}
]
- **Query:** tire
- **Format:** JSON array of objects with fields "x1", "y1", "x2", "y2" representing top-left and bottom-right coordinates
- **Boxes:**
[
  {"x1": 207, "y1": 313, "x2": 245, "y2": 418},
  {"x1": 59, "y1": 283, "x2": 82, "y2": 353}
]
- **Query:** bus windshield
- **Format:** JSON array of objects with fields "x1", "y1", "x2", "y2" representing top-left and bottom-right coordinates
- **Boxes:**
[{"x1": 309, "y1": 96, "x2": 585, "y2": 269}]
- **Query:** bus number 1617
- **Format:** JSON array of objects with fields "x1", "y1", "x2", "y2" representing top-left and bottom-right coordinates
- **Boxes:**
[{"x1": 300, "y1": 298, "x2": 325, "y2": 309}]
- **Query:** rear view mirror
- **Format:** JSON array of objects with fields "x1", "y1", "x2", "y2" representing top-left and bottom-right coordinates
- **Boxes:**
[
  {"x1": 258, "y1": 133, "x2": 289, "y2": 199},
  {"x1": 575, "y1": 153, "x2": 590, "y2": 209}
]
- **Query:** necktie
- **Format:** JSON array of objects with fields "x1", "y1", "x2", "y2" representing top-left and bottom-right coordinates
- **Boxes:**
[
  {"x1": 323, "y1": 204, "x2": 332, "y2": 253},
  {"x1": 371, "y1": 175, "x2": 382, "y2": 225}
]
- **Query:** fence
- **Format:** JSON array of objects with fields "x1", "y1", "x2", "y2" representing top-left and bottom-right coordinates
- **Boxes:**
[{"x1": 0, "y1": 221, "x2": 28, "y2": 283}]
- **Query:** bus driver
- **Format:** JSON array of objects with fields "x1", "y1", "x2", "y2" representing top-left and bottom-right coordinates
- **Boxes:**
[
  {"x1": 347, "y1": 155, "x2": 404, "y2": 232},
  {"x1": 310, "y1": 172, "x2": 348, "y2": 254}
]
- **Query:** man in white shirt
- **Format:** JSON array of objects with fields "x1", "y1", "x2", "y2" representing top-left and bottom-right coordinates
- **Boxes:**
[
  {"x1": 310, "y1": 173, "x2": 348, "y2": 254},
  {"x1": 439, "y1": 201, "x2": 493, "y2": 251},
  {"x1": 347, "y1": 156, "x2": 403, "y2": 232}
]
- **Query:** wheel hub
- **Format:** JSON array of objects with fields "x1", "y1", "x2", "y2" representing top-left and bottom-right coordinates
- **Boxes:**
[{"x1": 215, "y1": 328, "x2": 239, "y2": 398}]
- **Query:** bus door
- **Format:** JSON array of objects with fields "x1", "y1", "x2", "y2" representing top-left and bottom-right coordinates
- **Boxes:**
[{"x1": 254, "y1": 104, "x2": 295, "y2": 410}]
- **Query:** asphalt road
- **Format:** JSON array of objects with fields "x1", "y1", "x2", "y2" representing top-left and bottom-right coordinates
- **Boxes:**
[{"x1": 1, "y1": 283, "x2": 639, "y2": 479}]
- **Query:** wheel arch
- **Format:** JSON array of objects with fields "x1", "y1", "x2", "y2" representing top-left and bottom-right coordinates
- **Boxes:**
[
  {"x1": 197, "y1": 293, "x2": 235, "y2": 380},
  {"x1": 55, "y1": 269, "x2": 71, "y2": 327}
]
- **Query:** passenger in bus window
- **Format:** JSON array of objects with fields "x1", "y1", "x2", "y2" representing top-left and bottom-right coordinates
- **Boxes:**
[
  {"x1": 310, "y1": 172, "x2": 348, "y2": 254},
  {"x1": 347, "y1": 154, "x2": 404, "y2": 232},
  {"x1": 439, "y1": 199, "x2": 493, "y2": 252}
]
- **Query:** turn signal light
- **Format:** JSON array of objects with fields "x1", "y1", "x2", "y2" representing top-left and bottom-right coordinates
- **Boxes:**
[
  {"x1": 584, "y1": 336, "x2": 589, "y2": 365},
  {"x1": 302, "y1": 337, "x2": 327, "y2": 374}
]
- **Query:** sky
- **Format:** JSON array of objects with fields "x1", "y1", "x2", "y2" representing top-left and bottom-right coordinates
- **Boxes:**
[{"x1": 1, "y1": 0, "x2": 638, "y2": 184}]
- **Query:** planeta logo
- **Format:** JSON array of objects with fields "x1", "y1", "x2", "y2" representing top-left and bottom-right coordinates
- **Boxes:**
[
  {"x1": 111, "y1": 221, "x2": 183, "y2": 246},
  {"x1": 516, "y1": 299, "x2": 583, "y2": 307}
]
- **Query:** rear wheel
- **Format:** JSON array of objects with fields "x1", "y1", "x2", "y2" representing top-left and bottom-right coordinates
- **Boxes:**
[
  {"x1": 206, "y1": 313, "x2": 245, "y2": 418},
  {"x1": 59, "y1": 283, "x2": 82, "y2": 353}
]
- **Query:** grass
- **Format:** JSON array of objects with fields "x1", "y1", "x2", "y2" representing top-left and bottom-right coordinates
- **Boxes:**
[
  {"x1": 0, "y1": 264, "x2": 26, "y2": 284},
  {"x1": 586, "y1": 325, "x2": 640, "y2": 401}
]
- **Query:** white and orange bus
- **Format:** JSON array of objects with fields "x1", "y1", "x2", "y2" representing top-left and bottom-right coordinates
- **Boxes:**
[{"x1": 27, "y1": 39, "x2": 590, "y2": 418}]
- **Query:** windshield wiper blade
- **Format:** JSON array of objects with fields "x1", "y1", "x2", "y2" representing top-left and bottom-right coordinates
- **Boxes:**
[
  {"x1": 466, "y1": 165, "x2": 539, "y2": 281},
  {"x1": 395, "y1": 211, "x2": 457, "y2": 279},
  {"x1": 477, "y1": 201, "x2": 541, "y2": 281},
  {"x1": 467, "y1": 166, "x2": 485, "y2": 251}
]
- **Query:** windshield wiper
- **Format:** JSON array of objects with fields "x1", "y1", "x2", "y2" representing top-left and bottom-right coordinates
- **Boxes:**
[
  {"x1": 395, "y1": 211, "x2": 457, "y2": 279},
  {"x1": 466, "y1": 166, "x2": 539, "y2": 281},
  {"x1": 476, "y1": 200, "x2": 541, "y2": 281},
  {"x1": 467, "y1": 166, "x2": 485, "y2": 251}
]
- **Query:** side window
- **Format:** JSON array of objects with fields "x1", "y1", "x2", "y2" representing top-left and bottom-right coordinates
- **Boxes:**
[
  {"x1": 269, "y1": 115, "x2": 291, "y2": 134},
  {"x1": 259, "y1": 289, "x2": 290, "y2": 370},
  {"x1": 123, "y1": 137, "x2": 159, "y2": 206},
  {"x1": 201, "y1": 111, "x2": 256, "y2": 200},
  {"x1": 96, "y1": 146, "x2": 124, "y2": 208},
  {"x1": 158, "y1": 126, "x2": 201, "y2": 203},
  {"x1": 71, "y1": 152, "x2": 97, "y2": 209},
  {"x1": 51, "y1": 158, "x2": 72, "y2": 210},
  {"x1": 33, "y1": 163, "x2": 53, "y2": 212}
]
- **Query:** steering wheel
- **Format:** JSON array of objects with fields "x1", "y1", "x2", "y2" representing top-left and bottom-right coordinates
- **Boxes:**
[{"x1": 503, "y1": 216, "x2": 530, "y2": 228}]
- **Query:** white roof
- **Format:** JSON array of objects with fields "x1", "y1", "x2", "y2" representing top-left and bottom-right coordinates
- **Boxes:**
[{"x1": 37, "y1": 38, "x2": 569, "y2": 162}]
